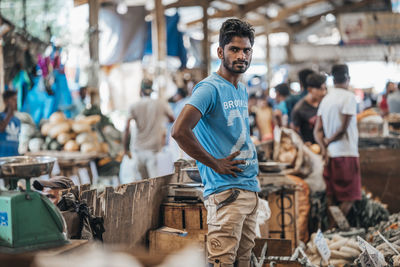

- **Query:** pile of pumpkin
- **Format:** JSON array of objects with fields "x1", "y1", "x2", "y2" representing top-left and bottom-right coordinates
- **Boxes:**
[{"x1": 29, "y1": 112, "x2": 109, "y2": 153}]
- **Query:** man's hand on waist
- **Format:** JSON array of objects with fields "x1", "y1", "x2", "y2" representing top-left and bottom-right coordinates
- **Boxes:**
[{"x1": 212, "y1": 151, "x2": 245, "y2": 177}]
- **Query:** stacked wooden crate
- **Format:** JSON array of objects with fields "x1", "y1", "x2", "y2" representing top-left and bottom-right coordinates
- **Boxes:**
[{"x1": 149, "y1": 202, "x2": 208, "y2": 253}]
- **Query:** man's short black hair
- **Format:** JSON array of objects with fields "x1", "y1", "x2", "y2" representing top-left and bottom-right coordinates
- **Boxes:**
[
  {"x1": 275, "y1": 83, "x2": 290, "y2": 97},
  {"x1": 219, "y1": 19, "x2": 255, "y2": 48},
  {"x1": 331, "y1": 64, "x2": 349, "y2": 84},
  {"x1": 2, "y1": 90, "x2": 16, "y2": 101},
  {"x1": 298, "y1": 69, "x2": 314, "y2": 90},
  {"x1": 306, "y1": 73, "x2": 326, "y2": 89},
  {"x1": 386, "y1": 81, "x2": 394, "y2": 89}
]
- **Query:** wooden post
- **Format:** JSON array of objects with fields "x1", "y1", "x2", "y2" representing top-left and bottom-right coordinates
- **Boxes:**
[
  {"x1": 286, "y1": 28, "x2": 294, "y2": 64},
  {"x1": 0, "y1": 20, "x2": 10, "y2": 111},
  {"x1": 153, "y1": 0, "x2": 167, "y2": 98},
  {"x1": 201, "y1": 0, "x2": 209, "y2": 79},
  {"x1": 265, "y1": 21, "x2": 272, "y2": 93},
  {"x1": 88, "y1": 0, "x2": 100, "y2": 105}
]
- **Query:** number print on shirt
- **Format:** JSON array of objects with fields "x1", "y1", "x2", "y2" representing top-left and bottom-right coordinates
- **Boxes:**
[{"x1": 227, "y1": 108, "x2": 256, "y2": 160}]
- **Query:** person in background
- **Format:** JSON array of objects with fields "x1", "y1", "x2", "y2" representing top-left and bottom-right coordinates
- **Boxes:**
[
  {"x1": 0, "y1": 91, "x2": 20, "y2": 157},
  {"x1": 248, "y1": 94, "x2": 258, "y2": 137},
  {"x1": 123, "y1": 79, "x2": 174, "y2": 180},
  {"x1": 172, "y1": 19, "x2": 259, "y2": 267},
  {"x1": 291, "y1": 73, "x2": 327, "y2": 144},
  {"x1": 379, "y1": 81, "x2": 396, "y2": 116},
  {"x1": 285, "y1": 68, "x2": 315, "y2": 120},
  {"x1": 274, "y1": 83, "x2": 290, "y2": 127},
  {"x1": 388, "y1": 82, "x2": 400, "y2": 114},
  {"x1": 255, "y1": 95, "x2": 273, "y2": 141},
  {"x1": 314, "y1": 64, "x2": 361, "y2": 217}
]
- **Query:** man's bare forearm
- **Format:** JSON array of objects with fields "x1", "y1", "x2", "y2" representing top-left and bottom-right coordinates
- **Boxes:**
[
  {"x1": 325, "y1": 114, "x2": 351, "y2": 145},
  {"x1": 0, "y1": 112, "x2": 13, "y2": 132}
]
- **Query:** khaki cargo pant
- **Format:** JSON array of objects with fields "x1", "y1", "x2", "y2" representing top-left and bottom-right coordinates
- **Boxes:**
[{"x1": 204, "y1": 188, "x2": 259, "y2": 267}]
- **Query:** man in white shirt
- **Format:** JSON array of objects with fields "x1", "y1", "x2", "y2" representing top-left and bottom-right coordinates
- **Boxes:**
[
  {"x1": 123, "y1": 80, "x2": 174, "y2": 180},
  {"x1": 388, "y1": 83, "x2": 400, "y2": 114},
  {"x1": 314, "y1": 64, "x2": 361, "y2": 217}
]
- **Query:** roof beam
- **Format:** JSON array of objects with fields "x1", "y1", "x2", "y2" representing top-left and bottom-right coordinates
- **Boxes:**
[
  {"x1": 289, "y1": 0, "x2": 374, "y2": 33},
  {"x1": 250, "y1": 0, "x2": 325, "y2": 27},
  {"x1": 165, "y1": 0, "x2": 208, "y2": 9},
  {"x1": 186, "y1": 0, "x2": 276, "y2": 26}
]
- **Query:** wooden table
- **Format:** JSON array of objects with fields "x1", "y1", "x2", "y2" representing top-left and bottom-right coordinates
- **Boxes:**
[
  {"x1": 0, "y1": 240, "x2": 89, "y2": 267},
  {"x1": 27, "y1": 151, "x2": 107, "y2": 184}
]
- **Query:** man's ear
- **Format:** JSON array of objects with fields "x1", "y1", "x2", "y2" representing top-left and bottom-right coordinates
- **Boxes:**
[{"x1": 217, "y1": 46, "x2": 223, "y2": 60}]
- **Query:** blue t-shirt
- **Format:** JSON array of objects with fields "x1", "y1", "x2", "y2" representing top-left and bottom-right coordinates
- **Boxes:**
[
  {"x1": 188, "y1": 73, "x2": 260, "y2": 197},
  {"x1": 274, "y1": 101, "x2": 288, "y2": 115},
  {"x1": 0, "y1": 112, "x2": 20, "y2": 157}
]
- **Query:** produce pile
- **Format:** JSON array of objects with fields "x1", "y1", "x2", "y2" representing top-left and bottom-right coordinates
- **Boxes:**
[
  {"x1": 29, "y1": 112, "x2": 109, "y2": 154},
  {"x1": 306, "y1": 233, "x2": 362, "y2": 266},
  {"x1": 359, "y1": 213, "x2": 400, "y2": 266}
]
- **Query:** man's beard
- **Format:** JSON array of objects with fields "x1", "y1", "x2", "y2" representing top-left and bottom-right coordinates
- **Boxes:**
[{"x1": 223, "y1": 55, "x2": 250, "y2": 74}]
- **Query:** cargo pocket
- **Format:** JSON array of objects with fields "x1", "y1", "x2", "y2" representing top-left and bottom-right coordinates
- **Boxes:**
[{"x1": 206, "y1": 201, "x2": 217, "y2": 225}]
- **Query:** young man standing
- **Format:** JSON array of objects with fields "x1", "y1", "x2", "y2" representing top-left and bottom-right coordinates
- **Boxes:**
[
  {"x1": 0, "y1": 91, "x2": 20, "y2": 157},
  {"x1": 314, "y1": 64, "x2": 361, "y2": 216},
  {"x1": 172, "y1": 19, "x2": 259, "y2": 267},
  {"x1": 291, "y1": 73, "x2": 327, "y2": 144}
]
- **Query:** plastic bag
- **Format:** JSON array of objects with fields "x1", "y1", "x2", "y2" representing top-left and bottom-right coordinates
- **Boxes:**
[
  {"x1": 256, "y1": 198, "x2": 271, "y2": 238},
  {"x1": 119, "y1": 155, "x2": 137, "y2": 184}
]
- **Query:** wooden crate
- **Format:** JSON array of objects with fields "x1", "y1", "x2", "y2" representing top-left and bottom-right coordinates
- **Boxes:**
[
  {"x1": 263, "y1": 260, "x2": 302, "y2": 267},
  {"x1": 253, "y1": 238, "x2": 292, "y2": 257},
  {"x1": 267, "y1": 188, "x2": 298, "y2": 251},
  {"x1": 149, "y1": 227, "x2": 207, "y2": 254},
  {"x1": 162, "y1": 202, "x2": 207, "y2": 230}
]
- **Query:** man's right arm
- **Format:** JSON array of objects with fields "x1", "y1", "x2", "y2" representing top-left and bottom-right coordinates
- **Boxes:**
[
  {"x1": 171, "y1": 105, "x2": 244, "y2": 177},
  {"x1": 313, "y1": 115, "x2": 328, "y2": 163},
  {"x1": 0, "y1": 111, "x2": 13, "y2": 132},
  {"x1": 290, "y1": 108, "x2": 301, "y2": 134}
]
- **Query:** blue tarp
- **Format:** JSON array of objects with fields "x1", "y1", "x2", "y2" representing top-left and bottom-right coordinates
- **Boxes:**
[{"x1": 144, "y1": 13, "x2": 187, "y2": 68}]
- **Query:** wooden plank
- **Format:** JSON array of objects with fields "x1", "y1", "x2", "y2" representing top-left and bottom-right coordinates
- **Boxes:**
[
  {"x1": 101, "y1": 174, "x2": 174, "y2": 247},
  {"x1": 88, "y1": 0, "x2": 100, "y2": 103},
  {"x1": 263, "y1": 261, "x2": 302, "y2": 267},
  {"x1": 149, "y1": 227, "x2": 207, "y2": 254},
  {"x1": 79, "y1": 184, "x2": 90, "y2": 194},
  {"x1": 186, "y1": 0, "x2": 275, "y2": 26},
  {"x1": 162, "y1": 202, "x2": 207, "y2": 230},
  {"x1": 267, "y1": 190, "x2": 298, "y2": 250},
  {"x1": 80, "y1": 189, "x2": 97, "y2": 211},
  {"x1": 359, "y1": 148, "x2": 400, "y2": 213},
  {"x1": 328, "y1": 206, "x2": 350, "y2": 230},
  {"x1": 165, "y1": 0, "x2": 201, "y2": 9},
  {"x1": 0, "y1": 240, "x2": 89, "y2": 267},
  {"x1": 253, "y1": 238, "x2": 292, "y2": 257},
  {"x1": 153, "y1": 0, "x2": 167, "y2": 98},
  {"x1": 201, "y1": 1, "x2": 210, "y2": 79},
  {"x1": 163, "y1": 203, "x2": 185, "y2": 229},
  {"x1": 185, "y1": 204, "x2": 202, "y2": 229}
]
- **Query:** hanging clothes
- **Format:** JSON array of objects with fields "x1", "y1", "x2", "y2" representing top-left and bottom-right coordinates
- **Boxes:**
[
  {"x1": 21, "y1": 76, "x2": 56, "y2": 125},
  {"x1": 144, "y1": 13, "x2": 187, "y2": 68},
  {"x1": 53, "y1": 70, "x2": 72, "y2": 118},
  {"x1": 12, "y1": 70, "x2": 31, "y2": 111}
]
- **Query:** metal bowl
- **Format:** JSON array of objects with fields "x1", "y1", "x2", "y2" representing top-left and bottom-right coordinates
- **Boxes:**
[
  {"x1": 181, "y1": 167, "x2": 202, "y2": 183},
  {"x1": 258, "y1": 161, "x2": 288, "y2": 173},
  {"x1": 0, "y1": 156, "x2": 56, "y2": 179}
]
